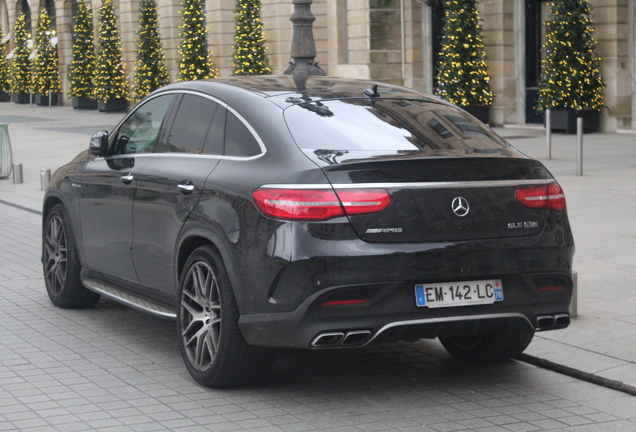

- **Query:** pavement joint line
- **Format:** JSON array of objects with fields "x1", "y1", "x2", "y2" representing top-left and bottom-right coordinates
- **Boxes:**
[
  {"x1": 517, "y1": 353, "x2": 636, "y2": 397},
  {"x1": 0, "y1": 200, "x2": 42, "y2": 215}
]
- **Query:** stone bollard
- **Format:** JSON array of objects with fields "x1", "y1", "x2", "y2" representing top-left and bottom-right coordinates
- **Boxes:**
[{"x1": 40, "y1": 169, "x2": 52, "y2": 190}]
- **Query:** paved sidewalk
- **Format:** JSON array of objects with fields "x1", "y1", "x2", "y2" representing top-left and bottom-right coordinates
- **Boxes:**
[{"x1": 1, "y1": 101, "x2": 635, "y2": 394}]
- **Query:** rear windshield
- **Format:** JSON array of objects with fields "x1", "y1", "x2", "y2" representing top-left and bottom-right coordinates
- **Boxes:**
[{"x1": 284, "y1": 98, "x2": 510, "y2": 154}]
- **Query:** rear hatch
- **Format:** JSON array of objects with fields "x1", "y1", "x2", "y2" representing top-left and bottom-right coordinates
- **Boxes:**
[{"x1": 284, "y1": 98, "x2": 553, "y2": 243}]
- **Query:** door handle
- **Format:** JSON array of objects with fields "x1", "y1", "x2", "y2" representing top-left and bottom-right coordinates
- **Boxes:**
[
  {"x1": 121, "y1": 173, "x2": 134, "y2": 184},
  {"x1": 177, "y1": 182, "x2": 195, "y2": 194}
]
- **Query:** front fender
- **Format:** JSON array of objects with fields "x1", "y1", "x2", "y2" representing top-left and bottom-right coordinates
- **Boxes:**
[{"x1": 42, "y1": 183, "x2": 83, "y2": 266}]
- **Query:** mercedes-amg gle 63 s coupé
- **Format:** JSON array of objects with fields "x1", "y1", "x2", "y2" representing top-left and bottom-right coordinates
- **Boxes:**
[{"x1": 43, "y1": 76, "x2": 574, "y2": 387}]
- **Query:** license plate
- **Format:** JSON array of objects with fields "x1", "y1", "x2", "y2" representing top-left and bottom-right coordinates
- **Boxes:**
[{"x1": 415, "y1": 279, "x2": 503, "y2": 308}]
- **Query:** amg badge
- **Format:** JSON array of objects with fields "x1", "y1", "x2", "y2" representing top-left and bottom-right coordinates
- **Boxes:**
[{"x1": 366, "y1": 228, "x2": 403, "y2": 234}]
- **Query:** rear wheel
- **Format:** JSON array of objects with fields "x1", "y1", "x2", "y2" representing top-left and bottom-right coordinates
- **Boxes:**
[
  {"x1": 177, "y1": 245, "x2": 277, "y2": 388},
  {"x1": 43, "y1": 204, "x2": 100, "y2": 308},
  {"x1": 439, "y1": 330, "x2": 534, "y2": 361}
]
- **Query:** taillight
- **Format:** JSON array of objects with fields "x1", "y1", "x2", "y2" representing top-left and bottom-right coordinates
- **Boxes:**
[
  {"x1": 252, "y1": 188, "x2": 391, "y2": 221},
  {"x1": 334, "y1": 189, "x2": 392, "y2": 215},
  {"x1": 515, "y1": 183, "x2": 566, "y2": 211},
  {"x1": 547, "y1": 183, "x2": 566, "y2": 211}
]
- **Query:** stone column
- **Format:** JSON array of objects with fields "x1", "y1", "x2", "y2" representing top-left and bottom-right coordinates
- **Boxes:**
[
  {"x1": 481, "y1": 0, "x2": 516, "y2": 126},
  {"x1": 402, "y1": 0, "x2": 423, "y2": 90},
  {"x1": 5, "y1": 0, "x2": 17, "y2": 52},
  {"x1": 156, "y1": 0, "x2": 182, "y2": 82},
  {"x1": 55, "y1": 0, "x2": 72, "y2": 102},
  {"x1": 206, "y1": 0, "x2": 234, "y2": 77},
  {"x1": 118, "y1": 0, "x2": 140, "y2": 88},
  {"x1": 591, "y1": 0, "x2": 631, "y2": 131}
]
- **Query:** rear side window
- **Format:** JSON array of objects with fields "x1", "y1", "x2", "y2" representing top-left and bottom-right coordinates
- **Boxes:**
[
  {"x1": 163, "y1": 94, "x2": 218, "y2": 154},
  {"x1": 224, "y1": 111, "x2": 261, "y2": 157},
  {"x1": 202, "y1": 106, "x2": 226, "y2": 155},
  {"x1": 283, "y1": 99, "x2": 510, "y2": 155}
]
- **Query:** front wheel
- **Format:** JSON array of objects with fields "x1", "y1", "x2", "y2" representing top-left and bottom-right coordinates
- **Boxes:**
[
  {"x1": 43, "y1": 204, "x2": 100, "y2": 308},
  {"x1": 439, "y1": 330, "x2": 534, "y2": 361},
  {"x1": 177, "y1": 245, "x2": 277, "y2": 388}
]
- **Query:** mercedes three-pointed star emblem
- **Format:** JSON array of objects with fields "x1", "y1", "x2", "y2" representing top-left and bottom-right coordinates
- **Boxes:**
[{"x1": 451, "y1": 197, "x2": 470, "y2": 217}]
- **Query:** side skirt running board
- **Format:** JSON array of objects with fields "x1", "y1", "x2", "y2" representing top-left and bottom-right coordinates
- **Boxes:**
[{"x1": 83, "y1": 278, "x2": 177, "y2": 320}]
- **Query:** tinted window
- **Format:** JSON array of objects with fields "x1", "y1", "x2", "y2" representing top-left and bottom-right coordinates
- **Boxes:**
[
  {"x1": 224, "y1": 112, "x2": 261, "y2": 157},
  {"x1": 284, "y1": 99, "x2": 510, "y2": 155},
  {"x1": 115, "y1": 94, "x2": 174, "y2": 155},
  {"x1": 163, "y1": 94, "x2": 218, "y2": 154},
  {"x1": 202, "y1": 106, "x2": 226, "y2": 155}
]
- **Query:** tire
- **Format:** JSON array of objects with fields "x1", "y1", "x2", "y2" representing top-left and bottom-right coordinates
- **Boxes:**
[
  {"x1": 43, "y1": 204, "x2": 100, "y2": 308},
  {"x1": 177, "y1": 245, "x2": 277, "y2": 388},
  {"x1": 439, "y1": 330, "x2": 534, "y2": 361}
]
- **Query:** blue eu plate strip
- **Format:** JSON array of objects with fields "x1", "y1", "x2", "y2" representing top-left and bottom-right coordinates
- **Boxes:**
[{"x1": 415, "y1": 285, "x2": 426, "y2": 307}]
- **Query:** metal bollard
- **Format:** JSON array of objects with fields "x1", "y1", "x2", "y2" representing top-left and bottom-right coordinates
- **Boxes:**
[
  {"x1": 13, "y1": 163, "x2": 23, "y2": 184},
  {"x1": 545, "y1": 109, "x2": 552, "y2": 160},
  {"x1": 40, "y1": 169, "x2": 51, "y2": 190},
  {"x1": 577, "y1": 117, "x2": 584, "y2": 176}
]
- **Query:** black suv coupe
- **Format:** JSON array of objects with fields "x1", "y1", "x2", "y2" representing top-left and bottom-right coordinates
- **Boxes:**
[{"x1": 43, "y1": 76, "x2": 574, "y2": 387}]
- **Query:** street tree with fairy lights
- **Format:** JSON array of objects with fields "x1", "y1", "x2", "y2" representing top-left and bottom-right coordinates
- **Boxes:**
[
  {"x1": 537, "y1": 0, "x2": 604, "y2": 113},
  {"x1": 94, "y1": 0, "x2": 129, "y2": 110},
  {"x1": 69, "y1": 0, "x2": 96, "y2": 108},
  {"x1": 10, "y1": 14, "x2": 32, "y2": 101},
  {"x1": 178, "y1": 0, "x2": 218, "y2": 81},
  {"x1": 132, "y1": 0, "x2": 169, "y2": 102},
  {"x1": 233, "y1": 0, "x2": 271, "y2": 75},
  {"x1": 0, "y1": 27, "x2": 10, "y2": 100},
  {"x1": 32, "y1": 10, "x2": 62, "y2": 104},
  {"x1": 435, "y1": 0, "x2": 494, "y2": 122}
]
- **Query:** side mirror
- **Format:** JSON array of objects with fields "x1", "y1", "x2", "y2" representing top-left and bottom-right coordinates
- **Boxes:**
[{"x1": 89, "y1": 131, "x2": 109, "y2": 156}]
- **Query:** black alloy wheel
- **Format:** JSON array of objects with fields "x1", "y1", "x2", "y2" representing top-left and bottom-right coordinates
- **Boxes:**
[
  {"x1": 177, "y1": 245, "x2": 277, "y2": 388},
  {"x1": 43, "y1": 204, "x2": 100, "y2": 308},
  {"x1": 439, "y1": 330, "x2": 535, "y2": 361}
]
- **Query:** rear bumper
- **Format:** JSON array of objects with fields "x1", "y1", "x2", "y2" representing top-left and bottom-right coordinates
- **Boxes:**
[
  {"x1": 238, "y1": 270, "x2": 573, "y2": 349},
  {"x1": 235, "y1": 209, "x2": 574, "y2": 348}
]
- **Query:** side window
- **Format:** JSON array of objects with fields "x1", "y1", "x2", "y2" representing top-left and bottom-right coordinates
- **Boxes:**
[
  {"x1": 163, "y1": 94, "x2": 218, "y2": 154},
  {"x1": 202, "y1": 105, "x2": 226, "y2": 155},
  {"x1": 224, "y1": 111, "x2": 261, "y2": 157},
  {"x1": 115, "y1": 94, "x2": 174, "y2": 155}
]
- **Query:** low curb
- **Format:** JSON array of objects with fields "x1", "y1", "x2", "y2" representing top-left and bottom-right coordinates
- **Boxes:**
[
  {"x1": 517, "y1": 353, "x2": 636, "y2": 397},
  {"x1": 0, "y1": 198, "x2": 42, "y2": 215}
]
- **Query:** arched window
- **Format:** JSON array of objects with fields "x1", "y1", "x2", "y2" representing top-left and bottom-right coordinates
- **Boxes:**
[
  {"x1": 21, "y1": 0, "x2": 31, "y2": 34},
  {"x1": 45, "y1": 0, "x2": 56, "y2": 29},
  {"x1": 71, "y1": 0, "x2": 79, "y2": 21}
]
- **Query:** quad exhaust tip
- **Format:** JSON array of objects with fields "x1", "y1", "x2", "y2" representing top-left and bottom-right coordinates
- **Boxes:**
[
  {"x1": 311, "y1": 330, "x2": 372, "y2": 348},
  {"x1": 536, "y1": 314, "x2": 570, "y2": 331}
]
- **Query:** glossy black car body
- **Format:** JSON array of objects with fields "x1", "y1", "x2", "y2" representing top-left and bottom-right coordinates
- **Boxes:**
[{"x1": 43, "y1": 76, "x2": 574, "y2": 387}]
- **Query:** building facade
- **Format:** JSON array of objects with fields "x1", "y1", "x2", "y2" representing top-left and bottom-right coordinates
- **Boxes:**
[{"x1": 1, "y1": 0, "x2": 635, "y2": 132}]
